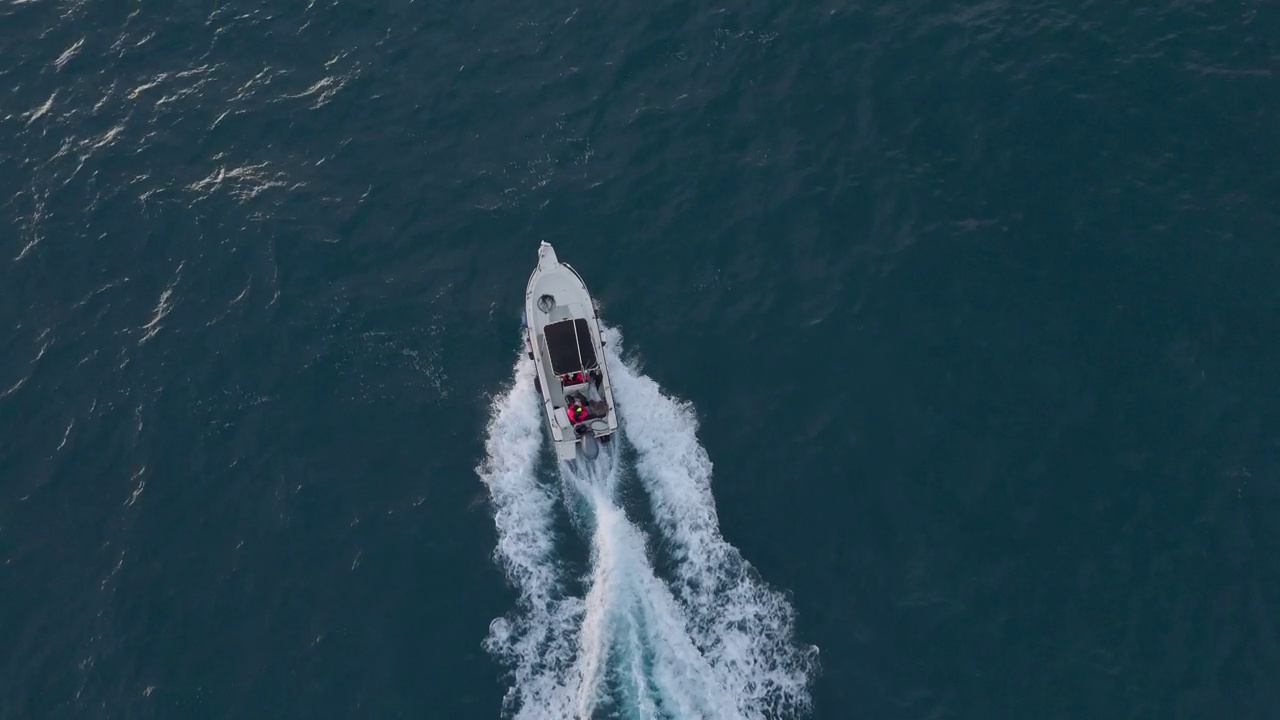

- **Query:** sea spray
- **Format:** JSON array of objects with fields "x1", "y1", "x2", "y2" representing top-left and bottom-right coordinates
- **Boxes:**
[
  {"x1": 604, "y1": 326, "x2": 820, "y2": 719},
  {"x1": 565, "y1": 467, "x2": 742, "y2": 720},
  {"x1": 482, "y1": 341, "x2": 817, "y2": 719},
  {"x1": 477, "y1": 354, "x2": 585, "y2": 720}
]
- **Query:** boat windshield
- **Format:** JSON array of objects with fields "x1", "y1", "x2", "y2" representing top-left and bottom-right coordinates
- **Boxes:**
[{"x1": 544, "y1": 318, "x2": 598, "y2": 374}]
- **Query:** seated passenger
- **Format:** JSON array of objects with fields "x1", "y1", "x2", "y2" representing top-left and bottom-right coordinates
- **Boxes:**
[{"x1": 566, "y1": 399, "x2": 589, "y2": 424}]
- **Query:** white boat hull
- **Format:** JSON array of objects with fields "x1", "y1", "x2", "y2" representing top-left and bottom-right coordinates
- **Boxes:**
[{"x1": 523, "y1": 242, "x2": 619, "y2": 462}]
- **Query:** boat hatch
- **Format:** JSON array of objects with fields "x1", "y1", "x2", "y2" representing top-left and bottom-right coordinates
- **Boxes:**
[{"x1": 544, "y1": 318, "x2": 598, "y2": 374}]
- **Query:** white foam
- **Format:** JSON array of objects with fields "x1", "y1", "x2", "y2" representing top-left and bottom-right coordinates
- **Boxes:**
[
  {"x1": 477, "y1": 355, "x2": 584, "y2": 719},
  {"x1": 604, "y1": 326, "x2": 819, "y2": 719},
  {"x1": 482, "y1": 335, "x2": 817, "y2": 719},
  {"x1": 565, "y1": 469, "x2": 743, "y2": 720}
]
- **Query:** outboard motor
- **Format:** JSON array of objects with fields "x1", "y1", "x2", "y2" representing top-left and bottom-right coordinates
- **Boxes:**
[{"x1": 579, "y1": 433, "x2": 600, "y2": 460}]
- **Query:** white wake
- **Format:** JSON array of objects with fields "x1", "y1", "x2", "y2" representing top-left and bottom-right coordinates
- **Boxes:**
[
  {"x1": 477, "y1": 354, "x2": 585, "y2": 719},
  {"x1": 605, "y1": 327, "x2": 819, "y2": 718},
  {"x1": 479, "y1": 334, "x2": 817, "y2": 720}
]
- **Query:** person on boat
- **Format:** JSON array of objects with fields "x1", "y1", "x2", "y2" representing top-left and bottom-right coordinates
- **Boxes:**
[
  {"x1": 562, "y1": 371, "x2": 586, "y2": 385},
  {"x1": 566, "y1": 399, "x2": 589, "y2": 424}
]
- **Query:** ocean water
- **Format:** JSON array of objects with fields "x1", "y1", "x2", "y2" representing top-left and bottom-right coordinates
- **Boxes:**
[{"x1": 2, "y1": 0, "x2": 1279, "y2": 718}]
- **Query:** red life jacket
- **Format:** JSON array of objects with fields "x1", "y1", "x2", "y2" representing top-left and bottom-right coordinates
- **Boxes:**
[{"x1": 567, "y1": 404, "x2": 588, "y2": 423}]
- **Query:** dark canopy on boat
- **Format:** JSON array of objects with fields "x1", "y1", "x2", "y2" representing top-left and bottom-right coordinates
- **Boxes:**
[{"x1": 544, "y1": 318, "x2": 598, "y2": 374}]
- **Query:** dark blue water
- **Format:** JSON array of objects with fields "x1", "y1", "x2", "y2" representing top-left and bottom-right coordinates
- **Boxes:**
[{"x1": 3, "y1": 1, "x2": 1279, "y2": 718}]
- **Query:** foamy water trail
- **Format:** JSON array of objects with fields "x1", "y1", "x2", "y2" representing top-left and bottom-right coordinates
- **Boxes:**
[
  {"x1": 563, "y1": 467, "x2": 743, "y2": 720},
  {"x1": 477, "y1": 355, "x2": 585, "y2": 720},
  {"x1": 604, "y1": 327, "x2": 820, "y2": 719},
  {"x1": 482, "y1": 338, "x2": 816, "y2": 719}
]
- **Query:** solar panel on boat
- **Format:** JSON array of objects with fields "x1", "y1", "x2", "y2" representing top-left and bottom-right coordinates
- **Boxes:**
[{"x1": 544, "y1": 318, "x2": 597, "y2": 373}]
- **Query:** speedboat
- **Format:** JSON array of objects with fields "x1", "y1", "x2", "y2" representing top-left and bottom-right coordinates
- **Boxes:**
[{"x1": 522, "y1": 241, "x2": 619, "y2": 462}]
